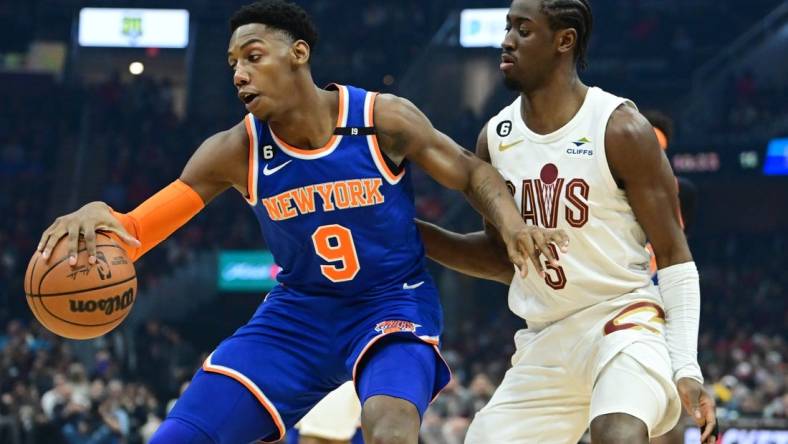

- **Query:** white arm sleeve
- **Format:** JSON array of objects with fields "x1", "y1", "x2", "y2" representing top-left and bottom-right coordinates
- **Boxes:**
[{"x1": 658, "y1": 261, "x2": 704, "y2": 383}]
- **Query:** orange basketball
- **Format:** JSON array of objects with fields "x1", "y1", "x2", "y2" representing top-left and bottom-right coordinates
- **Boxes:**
[{"x1": 24, "y1": 232, "x2": 137, "y2": 340}]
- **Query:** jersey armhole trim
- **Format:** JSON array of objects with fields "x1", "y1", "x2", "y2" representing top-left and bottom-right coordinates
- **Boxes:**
[
  {"x1": 484, "y1": 116, "x2": 498, "y2": 165},
  {"x1": 243, "y1": 113, "x2": 259, "y2": 206},
  {"x1": 596, "y1": 100, "x2": 632, "y2": 195},
  {"x1": 365, "y1": 92, "x2": 405, "y2": 185}
]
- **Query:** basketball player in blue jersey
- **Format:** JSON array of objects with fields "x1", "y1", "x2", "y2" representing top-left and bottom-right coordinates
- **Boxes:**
[{"x1": 36, "y1": 1, "x2": 568, "y2": 443}]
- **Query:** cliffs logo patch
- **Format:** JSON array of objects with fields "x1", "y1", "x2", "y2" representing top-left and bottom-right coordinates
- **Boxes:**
[
  {"x1": 374, "y1": 320, "x2": 420, "y2": 334},
  {"x1": 496, "y1": 120, "x2": 513, "y2": 137},
  {"x1": 572, "y1": 137, "x2": 591, "y2": 147},
  {"x1": 565, "y1": 137, "x2": 594, "y2": 157}
]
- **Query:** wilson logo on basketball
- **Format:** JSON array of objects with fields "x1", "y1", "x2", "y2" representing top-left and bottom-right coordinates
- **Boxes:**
[
  {"x1": 69, "y1": 288, "x2": 135, "y2": 316},
  {"x1": 374, "y1": 320, "x2": 420, "y2": 334}
]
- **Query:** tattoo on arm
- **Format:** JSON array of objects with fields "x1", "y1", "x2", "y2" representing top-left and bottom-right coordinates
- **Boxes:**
[{"x1": 471, "y1": 175, "x2": 501, "y2": 218}]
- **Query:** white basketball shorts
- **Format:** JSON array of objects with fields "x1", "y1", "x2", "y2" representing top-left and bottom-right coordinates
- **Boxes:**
[{"x1": 465, "y1": 290, "x2": 681, "y2": 444}]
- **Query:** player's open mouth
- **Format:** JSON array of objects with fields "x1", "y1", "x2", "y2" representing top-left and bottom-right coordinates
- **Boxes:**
[{"x1": 239, "y1": 91, "x2": 259, "y2": 106}]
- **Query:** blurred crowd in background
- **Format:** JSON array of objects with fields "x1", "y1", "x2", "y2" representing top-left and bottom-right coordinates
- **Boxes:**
[
  {"x1": 1, "y1": 0, "x2": 786, "y2": 443},
  {"x1": 1, "y1": 295, "x2": 785, "y2": 443}
]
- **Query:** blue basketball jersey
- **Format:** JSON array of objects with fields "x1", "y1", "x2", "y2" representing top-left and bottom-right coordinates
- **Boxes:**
[{"x1": 243, "y1": 84, "x2": 425, "y2": 296}]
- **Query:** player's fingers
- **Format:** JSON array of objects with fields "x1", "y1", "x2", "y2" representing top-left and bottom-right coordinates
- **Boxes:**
[
  {"x1": 38, "y1": 232, "x2": 51, "y2": 255},
  {"x1": 533, "y1": 231, "x2": 558, "y2": 266},
  {"x1": 700, "y1": 410, "x2": 717, "y2": 444},
  {"x1": 66, "y1": 223, "x2": 81, "y2": 267},
  {"x1": 551, "y1": 229, "x2": 570, "y2": 253},
  {"x1": 700, "y1": 396, "x2": 717, "y2": 443},
  {"x1": 37, "y1": 218, "x2": 60, "y2": 252},
  {"x1": 96, "y1": 224, "x2": 141, "y2": 247},
  {"x1": 706, "y1": 420, "x2": 720, "y2": 444},
  {"x1": 41, "y1": 229, "x2": 66, "y2": 262},
  {"x1": 519, "y1": 235, "x2": 544, "y2": 278},
  {"x1": 83, "y1": 224, "x2": 97, "y2": 265},
  {"x1": 510, "y1": 253, "x2": 528, "y2": 278}
]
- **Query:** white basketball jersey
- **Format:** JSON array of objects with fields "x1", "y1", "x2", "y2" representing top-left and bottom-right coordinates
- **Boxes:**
[{"x1": 487, "y1": 87, "x2": 655, "y2": 324}]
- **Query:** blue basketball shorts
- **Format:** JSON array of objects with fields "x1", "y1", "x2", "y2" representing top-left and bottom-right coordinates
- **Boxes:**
[{"x1": 160, "y1": 272, "x2": 451, "y2": 443}]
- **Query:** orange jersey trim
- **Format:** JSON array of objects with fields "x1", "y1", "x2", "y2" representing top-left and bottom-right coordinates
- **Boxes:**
[
  {"x1": 271, "y1": 85, "x2": 348, "y2": 159},
  {"x1": 244, "y1": 114, "x2": 259, "y2": 205},
  {"x1": 365, "y1": 92, "x2": 405, "y2": 184},
  {"x1": 202, "y1": 353, "x2": 286, "y2": 442}
]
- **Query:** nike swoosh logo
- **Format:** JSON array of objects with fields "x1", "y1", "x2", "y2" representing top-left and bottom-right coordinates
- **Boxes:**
[
  {"x1": 262, "y1": 160, "x2": 292, "y2": 176},
  {"x1": 403, "y1": 281, "x2": 424, "y2": 290},
  {"x1": 499, "y1": 139, "x2": 524, "y2": 152}
]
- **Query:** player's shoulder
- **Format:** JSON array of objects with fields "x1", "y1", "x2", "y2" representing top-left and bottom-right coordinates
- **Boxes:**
[
  {"x1": 200, "y1": 119, "x2": 249, "y2": 153},
  {"x1": 373, "y1": 93, "x2": 421, "y2": 127},
  {"x1": 605, "y1": 102, "x2": 657, "y2": 150},
  {"x1": 603, "y1": 101, "x2": 664, "y2": 180},
  {"x1": 186, "y1": 119, "x2": 249, "y2": 176}
]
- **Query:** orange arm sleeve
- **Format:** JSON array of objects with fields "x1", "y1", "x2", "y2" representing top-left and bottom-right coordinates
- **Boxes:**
[{"x1": 109, "y1": 179, "x2": 205, "y2": 261}]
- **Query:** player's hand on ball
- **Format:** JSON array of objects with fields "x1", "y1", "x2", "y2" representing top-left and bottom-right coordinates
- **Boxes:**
[
  {"x1": 677, "y1": 378, "x2": 718, "y2": 444},
  {"x1": 37, "y1": 201, "x2": 140, "y2": 266},
  {"x1": 504, "y1": 226, "x2": 569, "y2": 278}
]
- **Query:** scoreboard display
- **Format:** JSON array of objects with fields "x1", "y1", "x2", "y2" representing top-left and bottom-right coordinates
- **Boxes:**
[{"x1": 78, "y1": 8, "x2": 189, "y2": 48}]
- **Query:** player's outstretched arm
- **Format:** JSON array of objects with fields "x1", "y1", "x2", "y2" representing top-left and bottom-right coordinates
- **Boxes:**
[
  {"x1": 37, "y1": 121, "x2": 250, "y2": 266},
  {"x1": 606, "y1": 104, "x2": 717, "y2": 444},
  {"x1": 416, "y1": 219, "x2": 514, "y2": 285},
  {"x1": 415, "y1": 124, "x2": 519, "y2": 285},
  {"x1": 374, "y1": 94, "x2": 568, "y2": 279}
]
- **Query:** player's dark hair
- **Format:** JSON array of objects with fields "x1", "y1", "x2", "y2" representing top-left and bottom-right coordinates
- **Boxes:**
[
  {"x1": 642, "y1": 110, "x2": 675, "y2": 145},
  {"x1": 541, "y1": 0, "x2": 593, "y2": 70},
  {"x1": 229, "y1": 0, "x2": 318, "y2": 54}
]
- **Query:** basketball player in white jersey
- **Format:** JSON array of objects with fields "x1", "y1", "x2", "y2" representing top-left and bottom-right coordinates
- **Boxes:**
[
  {"x1": 295, "y1": 381, "x2": 361, "y2": 444},
  {"x1": 416, "y1": 0, "x2": 718, "y2": 443}
]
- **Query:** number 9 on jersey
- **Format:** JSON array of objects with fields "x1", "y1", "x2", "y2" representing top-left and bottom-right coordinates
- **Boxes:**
[{"x1": 311, "y1": 224, "x2": 360, "y2": 282}]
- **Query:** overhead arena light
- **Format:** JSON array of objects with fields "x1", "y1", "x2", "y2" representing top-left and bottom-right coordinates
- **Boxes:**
[
  {"x1": 78, "y1": 8, "x2": 189, "y2": 48},
  {"x1": 128, "y1": 61, "x2": 144, "y2": 75},
  {"x1": 459, "y1": 8, "x2": 507, "y2": 48}
]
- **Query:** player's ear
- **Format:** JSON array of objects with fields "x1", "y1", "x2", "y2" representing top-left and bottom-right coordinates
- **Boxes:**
[
  {"x1": 555, "y1": 28, "x2": 577, "y2": 57},
  {"x1": 291, "y1": 40, "x2": 310, "y2": 66}
]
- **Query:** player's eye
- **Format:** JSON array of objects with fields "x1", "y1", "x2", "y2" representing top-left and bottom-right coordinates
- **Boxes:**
[
  {"x1": 518, "y1": 28, "x2": 529, "y2": 37},
  {"x1": 248, "y1": 54, "x2": 262, "y2": 62}
]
